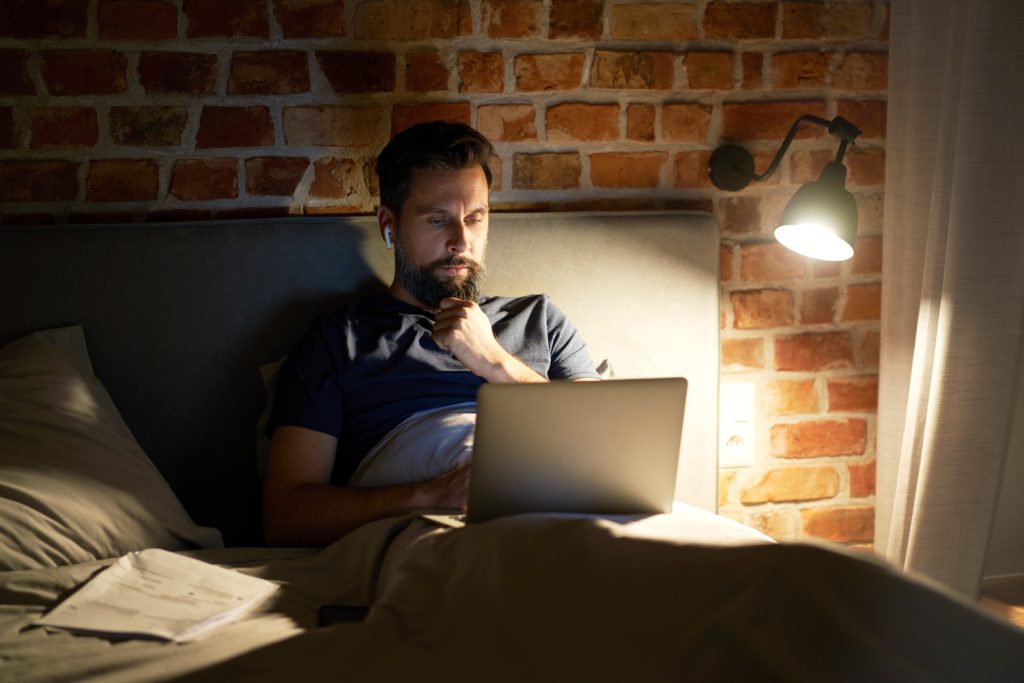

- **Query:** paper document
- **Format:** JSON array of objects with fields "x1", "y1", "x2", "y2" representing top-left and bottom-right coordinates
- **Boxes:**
[{"x1": 37, "y1": 548, "x2": 279, "y2": 642}]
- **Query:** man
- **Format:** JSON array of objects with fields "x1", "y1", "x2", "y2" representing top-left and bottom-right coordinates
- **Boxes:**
[{"x1": 263, "y1": 121, "x2": 599, "y2": 546}]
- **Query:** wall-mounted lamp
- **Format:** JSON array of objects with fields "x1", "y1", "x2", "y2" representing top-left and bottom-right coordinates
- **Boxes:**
[{"x1": 708, "y1": 115, "x2": 862, "y2": 261}]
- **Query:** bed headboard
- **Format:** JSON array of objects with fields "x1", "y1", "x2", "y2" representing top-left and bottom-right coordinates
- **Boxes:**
[{"x1": 0, "y1": 211, "x2": 719, "y2": 544}]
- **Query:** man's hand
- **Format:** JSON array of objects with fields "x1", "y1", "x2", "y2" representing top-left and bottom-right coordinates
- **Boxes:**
[
  {"x1": 420, "y1": 462, "x2": 471, "y2": 511},
  {"x1": 432, "y1": 297, "x2": 508, "y2": 377}
]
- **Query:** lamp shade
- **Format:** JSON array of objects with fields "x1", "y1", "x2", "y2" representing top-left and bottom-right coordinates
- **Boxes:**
[{"x1": 775, "y1": 161, "x2": 858, "y2": 261}]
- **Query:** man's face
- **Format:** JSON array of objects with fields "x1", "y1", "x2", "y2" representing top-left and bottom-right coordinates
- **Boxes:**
[{"x1": 390, "y1": 165, "x2": 489, "y2": 310}]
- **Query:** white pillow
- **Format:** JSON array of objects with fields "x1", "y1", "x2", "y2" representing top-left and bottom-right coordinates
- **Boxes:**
[{"x1": 0, "y1": 327, "x2": 223, "y2": 571}]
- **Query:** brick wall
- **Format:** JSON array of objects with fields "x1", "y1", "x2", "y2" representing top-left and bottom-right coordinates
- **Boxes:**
[{"x1": 0, "y1": 0, "x2": 887, "y2": 544}]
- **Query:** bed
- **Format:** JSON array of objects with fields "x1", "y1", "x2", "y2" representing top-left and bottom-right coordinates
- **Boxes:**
[{"x1": 1, "y1": 212, "x2": 1022, "y2": 682}]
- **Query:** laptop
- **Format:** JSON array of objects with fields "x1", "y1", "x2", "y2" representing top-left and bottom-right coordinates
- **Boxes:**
[{"x1": 421, "y1": 377, "x2": 687, "y2": 528}]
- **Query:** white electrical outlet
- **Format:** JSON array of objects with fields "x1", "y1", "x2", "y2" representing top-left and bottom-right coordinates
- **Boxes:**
[{"x1": 719, "y1": 382, "x2": 756, "y2": 468}]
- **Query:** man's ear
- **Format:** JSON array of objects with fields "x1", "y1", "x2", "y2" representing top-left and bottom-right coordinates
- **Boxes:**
[{"x1": 376, "y1": 206, "x2": 395, "y2": 239}]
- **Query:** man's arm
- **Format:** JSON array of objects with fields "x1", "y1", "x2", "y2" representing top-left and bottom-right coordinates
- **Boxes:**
[{"x1": 262, "y1": 425, "x2": 469, "y2": 546}]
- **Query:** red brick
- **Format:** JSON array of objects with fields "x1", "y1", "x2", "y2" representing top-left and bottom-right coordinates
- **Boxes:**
[
  {"x1": 626, "y1": 104, "x2": 655, "y2": 142},
  {"x1": 31, "y1": 107, "x2": 98, "y2": 148},
  {"x1": 406, "y1": 51, "x2": 449, "y2": 92},
  {"x1": 674, "y1": 150, "x2": 713, "y2": 190},
  {"x1": 514, "y1": 53, "x2": 585, "y2": 91},
  {"x1": 549, "y1": 0, "x2": 602, "y2": 40},
  {"x1": 0, "y1": 160, "x2": 79, "y2": 201},
  {"x1": 731, "y1": 288, "x2": 795, "y2": 329},
  {"x1": 828, "y1": 376, "x2": 878, "y2": 412},
  {"x1": 86, "y1": 159, "x2": 159, "y2": 202},
  {"x1": 800, "y1": 287, "x2": 838, "y2": 324},
  {"x1": 782, "y1": 2, "x2": 873, "y2": 40},
  {"x1": 742, "y1": 52, "x2": 763, "y2": 89},
  {"x1": 459, "y1": 52, "x2": 504, "y2": 93},
  {"x1": 847, "y1": 147, "x2": 885, "y2": 187},
  {"x1": 354, "y1": 0, "x2": 471, "y2": 40},
  {"x1": 483, "y1": 0, "x2": 541, "y2": 38},
  {"x1": 512, "y1": 153, "x2": 581, "y2": 190},
  {"x1": 610, "y1": 3, "x2": 699, "y2": 40},
  {"x1": 662, "y1": 103, "x2": 712, "y2": 143},
  {"x1": 284, "y1": 106, "x2": 386, "y2": 146},
  {"x1": 851, "y1": 236, "x2": 882, "y2": 274},
  {"x1": 309, "y1": 157, "x2": 364, "y2": 199},
  {"x1": 0, "y1": 0, "x2": 86, "y2": 38},
  {"x1": 813, "y1": 260, "x2": 841, "y2": 278},
  {"x1": 196, "y1": 106, "x2": 274, "y2": 149},
  {"x1": 849, "y1": 460, "x2": 876, "y2": 498},
  {"x1": 741, "y1": 466, "x2": 839, "y2": 504},
  {"x1": 273, "y1": 0, "x2": 345, "y2": 38},
  {"x1": 771, "y1": 419, "x2": 866, "y2": 458},
  {"x1": 772, "y1": 51, "x2": 832, "y2": 89},
  {"x1": 857, "y1": 191, "x2": 885, "y2": 234},
  {"x1": 775, "y1": 332, "x2": 854, "y2": 371},
  {"x1": 0, "y1": 107, "x2": 15, "y2": 148},
  {"x1": 802, "y1": 506, "x2": 874, "y2": 543},
  {"x1": 718, "y1": 196, "x2": 762, "y2": 235},
  {"x1": 789, "y1": 149, "x2": 832, "y2": 184},
  {"x1": 477, "y1": 104, "x2": 536, "y2": 142},
  {"x1": 109, "y1": 106, "x2": 187, "y2": 146},
  {"x1": 99, "y1": 0, "x2": 177, "y2": 39},
  {"x1": 317, "y1": 51, "x2": 395, "y2": 93},
  {"x1": 184, "y1": 0, "x2": 268, "y2": 38},
  {"x1": 722, "y1": 337, "x2": 764, "y2": 371},
  {"x1": 245, "y1": 157, "x2": 309, "y2": 196},
  {"x1": 684, "y1": 52, "x2": 734, "y2": 90},
  {"x1": 170, "y1": 158, "x2": 237, "y2": 200},
  {"x1": 723, "y1": 101, "x2": 827, "y2": 141},
  {"x1": 740, "y1": 242, "x2": 808, "y2": 280},
  {"x1": 547, "y1": 103, "x2": 618, "y2": 142},
  {"x1": 720, "y1": 244, "x2": 734, "y2": 281},
  {"x1": 591, "y1": 51, "x2": 674, "y2": 90},
  {"x1": 842, "y1": 283, "x2": 881, "y2": 321},
  {"x1": 230, "y1": 51, "x2": 310, "y2": 95},
  {"x1": 590, "y1": 152, "x2": 666, "y2": 188},
  {"x1": 0, "y1": 49, "x2": 34, "y2": 94},
  {"x1": 139, "y1": 52, "x2": 217, "y2": 95},
  {"x1": 834, "y1": 52, "x2": 888, "y2": 91},
  {"x1": 392, "y1": 102, "x2": 471, "y2": 135},
  {"x1": 856, "y1": 328, "x2": 880, "y2": 369},
  {"x1": 767, "y1": 379, "x2": 819, "y2": 415},
  {"x1": 704, "y1": 1, "x2": 776, "y2": 40},
  {"x1": 838, "y1": 99, "x2": 886, "y2": 140},
  {"x1": 42, "y1": 50, "x2": 128, "y2": 96}
]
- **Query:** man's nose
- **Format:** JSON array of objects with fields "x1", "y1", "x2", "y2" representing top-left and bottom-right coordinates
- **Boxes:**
[{"x1": 446, "y1": 221, "x2": 470, "y2": 253}]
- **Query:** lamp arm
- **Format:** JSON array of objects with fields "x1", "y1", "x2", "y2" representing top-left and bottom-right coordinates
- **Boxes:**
[{"x1": 750, "y1": 114, "x2": 834, "y2": 182}]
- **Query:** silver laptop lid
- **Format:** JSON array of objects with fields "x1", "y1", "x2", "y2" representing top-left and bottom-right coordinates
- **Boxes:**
[{"x1": 467, "y1": 377, "x2": 687, "y2": 524}]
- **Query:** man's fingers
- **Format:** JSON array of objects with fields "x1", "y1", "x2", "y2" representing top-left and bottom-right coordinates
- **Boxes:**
[{"x1": 438, "y1": 297, "x2": 473, "y2": 310}]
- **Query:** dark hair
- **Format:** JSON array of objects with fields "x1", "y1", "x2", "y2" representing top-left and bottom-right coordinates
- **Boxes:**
[{"x1": 375, "y1": 121, "x2": 494, "y2": 218}]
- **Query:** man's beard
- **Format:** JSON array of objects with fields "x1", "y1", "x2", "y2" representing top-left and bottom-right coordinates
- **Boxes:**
[{"x1": 395, "y1": 244, "x2": 485, "y2": 310}]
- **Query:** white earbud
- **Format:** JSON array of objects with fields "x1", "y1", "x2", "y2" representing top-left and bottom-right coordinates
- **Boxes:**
[{"x1": 384, "y1": 226, "x2": 393, "y2": 251}]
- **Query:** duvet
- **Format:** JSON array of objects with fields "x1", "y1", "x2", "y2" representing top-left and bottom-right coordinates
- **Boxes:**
[{"x1": 3, "y1": 506, "x2": 1022, "y2": 683}]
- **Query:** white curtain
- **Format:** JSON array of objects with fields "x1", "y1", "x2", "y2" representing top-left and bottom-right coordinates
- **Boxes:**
[{"x1": 877, "y1": 1, "x2": 1024, "y2": 598}]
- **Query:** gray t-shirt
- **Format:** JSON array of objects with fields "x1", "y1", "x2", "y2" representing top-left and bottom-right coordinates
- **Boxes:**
[{"x1": 269, "y1": 290, "x2": 599, "y2": 484}]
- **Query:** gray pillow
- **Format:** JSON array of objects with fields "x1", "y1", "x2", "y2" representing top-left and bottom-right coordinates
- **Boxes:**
[{"x1": 0, "y1": 327, "x2": 223, "y2": 571}]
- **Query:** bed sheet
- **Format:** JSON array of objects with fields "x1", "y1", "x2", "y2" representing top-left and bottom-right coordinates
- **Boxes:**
[{"x1": 4, "y1": 508, "x2": 1024, "y2": 683}]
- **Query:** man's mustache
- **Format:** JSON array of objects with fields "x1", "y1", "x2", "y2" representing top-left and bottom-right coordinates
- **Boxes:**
[{"x1": 430, "y1": 256, "x2": 481, "y2": 271}]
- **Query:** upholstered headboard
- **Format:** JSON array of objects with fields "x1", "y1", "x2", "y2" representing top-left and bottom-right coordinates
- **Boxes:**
[{"x1": 0, "y1": 211, "x2": 719, "y2": 544}]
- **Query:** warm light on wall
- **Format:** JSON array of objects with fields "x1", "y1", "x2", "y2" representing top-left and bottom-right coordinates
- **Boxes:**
[{"x1": 708, "y1": 115, "x2": 862, "y2": 261}]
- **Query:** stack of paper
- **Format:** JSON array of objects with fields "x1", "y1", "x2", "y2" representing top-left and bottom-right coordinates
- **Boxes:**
[{"x1": 37, "y1": 548, "x2": 279, "y2": 642}]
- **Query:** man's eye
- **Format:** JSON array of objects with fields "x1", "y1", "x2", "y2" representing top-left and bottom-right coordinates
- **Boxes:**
[{"x1": 429, "y1": 216, "x2": 448, "y2": 226}]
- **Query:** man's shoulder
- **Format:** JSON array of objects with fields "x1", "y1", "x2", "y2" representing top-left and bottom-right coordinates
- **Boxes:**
[{"x1": 479, "y1": 292, "x2": 549, "y2": 312}]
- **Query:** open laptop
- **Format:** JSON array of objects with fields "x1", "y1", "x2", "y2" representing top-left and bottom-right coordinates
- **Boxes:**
[{"x1": 421, "y1": 377, "x2": 687, "y2": 528}]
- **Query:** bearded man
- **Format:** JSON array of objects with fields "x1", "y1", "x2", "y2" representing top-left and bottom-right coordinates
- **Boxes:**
[{"x1": 262, "y1": 121, "x2": 599, "y2": 546}]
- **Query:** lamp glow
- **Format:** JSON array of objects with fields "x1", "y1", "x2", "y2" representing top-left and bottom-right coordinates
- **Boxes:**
[{"x1": 775, "y1": 223, "x2": 854, "y2": 261}]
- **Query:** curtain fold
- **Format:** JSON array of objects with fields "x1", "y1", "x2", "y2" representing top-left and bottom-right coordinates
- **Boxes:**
[{"x1": 877, "y1": 0, "x2": 1024, "y2": 598}]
